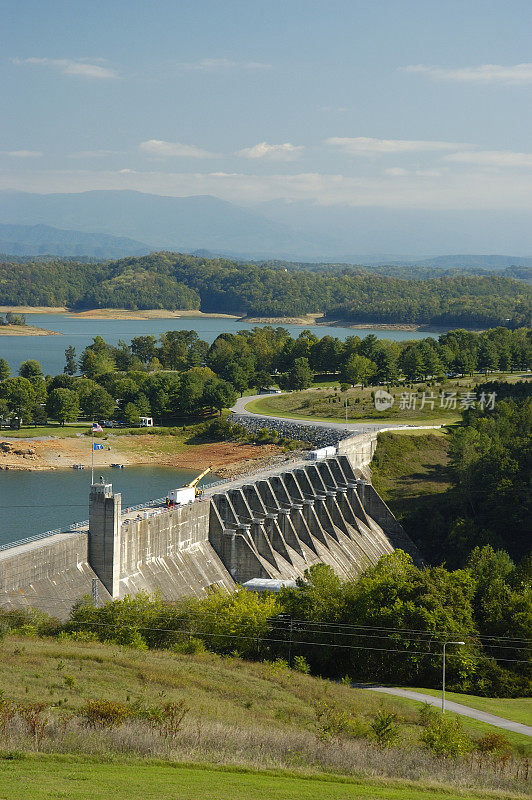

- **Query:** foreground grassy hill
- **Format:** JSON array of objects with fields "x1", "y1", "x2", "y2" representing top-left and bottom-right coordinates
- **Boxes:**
[{"x1": 0, "y1": 634, "x2": 530, "y2": 800}]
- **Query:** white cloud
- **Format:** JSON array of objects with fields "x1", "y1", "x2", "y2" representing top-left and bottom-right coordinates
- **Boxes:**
[
  {"x1": 446, "y1": 150, "x2": 532, "y2": 167},
  {"x1": 4, "y1": 166, "x2": 532, "y2": 211},
  {"x1": 68, "y1": 150, "x2": 117, "y2": 158},
  {"x1": 180, "y1": 58, "x2": 271, "y2": 71},
  {"x1": 12, "y1": 57, "x2": 118, "y2": 79},
  {"x1": 318, "y1": 106, "x2": 348, "y2": 113},
  {"x1": 0, "y1": 149, "x2": 43, "y2": 158},
  {"x1": 402, "y1": 63, "x2": 532, "y2": 85},
  {"x1": 237, "y1": 142, "x2": 305, "y2": 161},
  {"x1": 384, "y1": 167, "x2": 409, "y2": 176},
  {"x1": 326, "y1": 136, "x2": 467, "y2": 155},
  {"x1": 384, "y1": 167, "x2": 445, "y2": 178},
  {"x1": 139, "y1": 139, "x2": 217, "y2": 159}
]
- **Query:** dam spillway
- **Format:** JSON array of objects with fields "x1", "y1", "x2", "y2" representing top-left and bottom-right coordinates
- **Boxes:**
[{"x1": 0, "y1": 434, "x2": 421, "y2": 617}]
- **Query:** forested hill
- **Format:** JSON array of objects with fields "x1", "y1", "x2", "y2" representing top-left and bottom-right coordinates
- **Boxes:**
[{"x1": 0, "y1": 252, "x2": 530, "y2": 328}]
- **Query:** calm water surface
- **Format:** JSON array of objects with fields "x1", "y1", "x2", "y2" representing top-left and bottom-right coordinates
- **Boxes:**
[
  {"x1": 0, "y1": 466, "x2": 209, "y2": 548},
  {"x1": 0, "y1": 315, "x2": 439, "y2": 549},
  {"x1": 1, "y1": 314, "x2": 439, "y2": 375}
]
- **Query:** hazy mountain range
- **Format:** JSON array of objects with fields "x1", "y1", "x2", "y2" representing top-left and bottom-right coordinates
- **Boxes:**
[
  {"x1": 0, "y1": 189, "x2": 531, "y2": 265},
  {"x1": 0, "y1": 223, "x2": 150, "y2": 258}
]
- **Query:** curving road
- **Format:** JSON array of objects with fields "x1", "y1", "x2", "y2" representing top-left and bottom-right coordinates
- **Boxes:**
[
  {"x1": 363, "y1": 686, "x2": 532, "y2": 736},
  {"x1": 231, "y1": 393, "x2": 444, "y2": 436}
]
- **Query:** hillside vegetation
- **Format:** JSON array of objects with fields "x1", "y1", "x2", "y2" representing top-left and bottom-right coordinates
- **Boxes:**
[
  {"x1": 0, "y1": 252, "x2": 530, "y2": 326},
  {"x1": 0, "y1": 633, "x2": 530, "y2": 799}
]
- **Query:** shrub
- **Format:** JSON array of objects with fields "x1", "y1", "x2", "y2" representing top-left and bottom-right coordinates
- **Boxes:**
[
  {"x1": 172, "y1": 637, "x2": 206, "y2": 655},
  {"x1": 57, "y1": 630, "x2": 99, "y2": 643},
  {"x1": 418, "y1": 702, "x2": 439, "y2": 727},
  {"x1": 370, "y1": 708, "x2": 400, "y2": 748},
  {"x1": 292, "y1": 655, "x2": 310, "y2": 674},
  {"x1": 160, "y1": 701, "x2": 189, "y2": 740},
  {"x1": 17, "y1": 703, "x2": 49, "y2": 749},
  {"x1": 269, "y1": 657, "x2": 290, "y2": 673},
  {"x1": 84, "y1": 699, "x2": 131, "y2": 728},
  {"x1": 476, "y1": 731, "x2": 512, "y2": 755},
  {"x1": 420, "y1": 715, "x2": 471, "y2": 757},
  {"x1": 312, "y1": 700, "x2": 351, "y2": 740},
  {"x1": 0, "y1": 697, "x2": 17, "y2": 736}
]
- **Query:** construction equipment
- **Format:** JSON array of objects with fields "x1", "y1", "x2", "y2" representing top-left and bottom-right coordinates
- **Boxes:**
[
  {"x1": 166, "y1": 466, "x2": 212, "y2": 507},
  {"x1": 185, "y1": 466, "x2": 212, "y2": 497}
]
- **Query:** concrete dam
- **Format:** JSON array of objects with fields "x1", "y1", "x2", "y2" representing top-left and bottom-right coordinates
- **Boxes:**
[{"x1": 0, "y1": 433, "x2": 421, "y2": 617}]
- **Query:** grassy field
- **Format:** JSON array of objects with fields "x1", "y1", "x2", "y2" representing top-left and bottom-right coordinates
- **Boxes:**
[
  {"x1": 0, "y1": 755, "x2": 525, "y2": 800},
  {"x1": 0, "y1": 635, "x2": 530, "y2": 777},
  {"x1": 404, "y1": 690, "x2": 532, "y2": 726},
  {"x1": 244, "y1": 380, "x2": 473, "y2": 426},
  {"x1": 369, "y1": 431, "x2": 453, "y2": 562},
  {"x1": 371, "y1": 432, "x2": 451, "y2": 507},
  {"x1": 364, "y1": 693, "x2": 531, "y2": 756},
  {"x1": 245, "y1": 373, "x2": 530, "y2": 426},
  {"x1": 0, "y1": 423, "x2": 91, "y2": 438}
]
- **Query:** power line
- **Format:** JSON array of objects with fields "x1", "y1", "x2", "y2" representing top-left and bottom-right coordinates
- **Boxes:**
[
  {"x1": 1, "y1": 596, "x2": 531, "y2": 645},
  {"x1": 1, "y1": 601, "x2": 529, "y2": 661},
  {"x1": 54, "y1": 619, "x2": 532, "y2": 665}
]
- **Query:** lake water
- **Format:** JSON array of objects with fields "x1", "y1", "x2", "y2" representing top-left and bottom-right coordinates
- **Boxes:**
[
  {"x1": 0, "y1": 314, "x2": 438, "y2": 550},
  {"x1": 1, "y1": 313, "x2": 437, "y2": 375},
  {"x1": 0, "y1": 465, "x2": 212, "y2": 548}
]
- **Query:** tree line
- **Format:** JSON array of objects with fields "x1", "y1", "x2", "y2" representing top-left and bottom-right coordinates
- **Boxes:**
[
  {"x1": 9, "y1": 543, "x2": 524, "y2": 697},
  {"x1": 374, "y1": 386, "x2": 531, "y2": 568},
  {"x1": 0, "y1": 326, "x2": 530, "y2": 427},
  {"x1": 0, "y1": 252, "x2": 530, "y2": 327}
]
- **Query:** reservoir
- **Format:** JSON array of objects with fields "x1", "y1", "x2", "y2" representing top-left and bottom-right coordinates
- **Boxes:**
[
  {"x1": 0, "y1": 466, "x2": 213, "y2": 549},
  {"x1": 1, "y1": 313, "x2": 439, "y2": 375}
]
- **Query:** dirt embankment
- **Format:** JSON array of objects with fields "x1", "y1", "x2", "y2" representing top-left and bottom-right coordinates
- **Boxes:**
[
  {"x1": 242, "y1": 313, "x2": 323, "y2": 325},
  {"x1": 0, "y1": 325, "x2": 61, "y2": 336},
  {"x1": 0, "y1": 434, "x2": 283, "y2": 475},
  {"x1": 68, "y1": 309, "x2": 240, "y2": 320}
]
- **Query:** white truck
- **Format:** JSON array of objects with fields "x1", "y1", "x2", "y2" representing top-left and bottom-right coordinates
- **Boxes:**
[
  {"x1": 307, "y1": 445, "x2": 336, "y2": 460},
  {"x1": 166, "y1": 486, "x2": 195, "y2": 506}
]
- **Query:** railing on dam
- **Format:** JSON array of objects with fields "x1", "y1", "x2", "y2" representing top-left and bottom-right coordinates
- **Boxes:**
[
  {"x1": 0, "y1": 480, "x2": 225, "y2": 554},
  {"x1": 0, "y1": 519, "x2": 89, "y2": 553},
  {"x1": 122, "y1": 480, "x2": 224, "y2": 515}
]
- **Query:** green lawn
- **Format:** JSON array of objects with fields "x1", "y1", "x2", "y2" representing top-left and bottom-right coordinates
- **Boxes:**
[
  {"x1": 245, "y1": 395, "x2": 459, "y2": 427},
  {"x1": 364, "y1": 693, "x2": 531, "y2": 757},
  {"x1": 405, "y1": 689, "x2": 532, "y2": 726},
  {"x1": 0, "y1": 423, "x2": 91, "y2": 438},
  {"x1": 0, "y1": 755, "x2": 523, "y2": 800},
  {"x1": 244, "y1": 396, "x2": 461, "y2": 428},
  {"x1": 243, "y1": 373, "x2": 530, "y2": 427}
]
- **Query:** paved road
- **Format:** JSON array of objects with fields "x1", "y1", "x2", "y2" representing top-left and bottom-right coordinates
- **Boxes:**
[
  {"x1": 364, "y1": 686, "x2": 532, "y2": 736},
  {"x1": 231, "y1": 393, "x2": 444, "y2": 436}
]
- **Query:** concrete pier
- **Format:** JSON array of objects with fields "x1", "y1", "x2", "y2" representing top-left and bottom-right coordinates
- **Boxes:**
[{"x1": 207, "y1": 455, "x2": 420, "y2": 585}]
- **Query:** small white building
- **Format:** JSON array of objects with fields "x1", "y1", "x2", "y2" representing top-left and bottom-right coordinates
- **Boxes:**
[{"x1": 139, "y1": 416, "x2": 153, "y2": 427}]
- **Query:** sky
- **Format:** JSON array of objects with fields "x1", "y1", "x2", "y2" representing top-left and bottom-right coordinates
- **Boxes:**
[{"x1": 2, "y1": 0, "x2": 532, "y2": 220}]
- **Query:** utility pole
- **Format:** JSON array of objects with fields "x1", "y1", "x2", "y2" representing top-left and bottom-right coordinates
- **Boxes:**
[
  {"x1": 442, "y1": 641, "x2": 465, "y2": 713},
  {"x1": 288, "y1": 617, "x2": 293, "y2": 668},
  {"x1": 91, "y1": 578, "x2": 99, "y2": 608}
]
